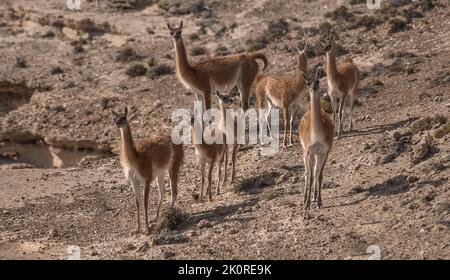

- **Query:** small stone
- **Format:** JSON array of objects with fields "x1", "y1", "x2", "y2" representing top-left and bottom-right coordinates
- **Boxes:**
[{"x1": 125, "y1": 243, "x2": 136, "y2": 250}]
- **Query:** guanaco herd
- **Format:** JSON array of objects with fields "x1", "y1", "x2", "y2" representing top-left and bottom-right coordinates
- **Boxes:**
[{"x1": 111, "y1": 21, "x2": 360, "y2": 234}]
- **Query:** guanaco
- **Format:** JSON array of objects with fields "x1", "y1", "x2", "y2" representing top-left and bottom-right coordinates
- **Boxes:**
[
  {"x1": 321, "y1": 34, "x2": 360, "y2": 138},
  {"x1": 167, "y1": 21, "x2": 268, "y2": 110},
  {"x1": 111, "y1": 107, "x2": 183, "y2": 233},
  {"x1": 191, "y1": 92, "x2": 229, "y2": 201},
  {"x1": 215, "y1": 89, "x2": 240, "y2": 186},
  {"x1": 299, "y1": 67, "x2": 334, "y2": 210},
  {"x1": 255, "y1": 43, "x2": 308, "y2": 147}
]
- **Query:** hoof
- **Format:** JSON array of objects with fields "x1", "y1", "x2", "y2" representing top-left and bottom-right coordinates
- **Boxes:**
[{"x1": 316, "y1": 201, "x2": 323, "y2": 209}]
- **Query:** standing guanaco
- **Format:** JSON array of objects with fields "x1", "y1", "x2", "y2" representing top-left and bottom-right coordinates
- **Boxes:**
[
  {"x1": 167, "y1": 21, "x2": 268, "y2": 110},
  {"x1": 299, "y1": 67, "x2": 334, "y2": 210},
  {"x1": 190, "y1": 100, "x2": 228, "y2": 201},
  {"x1": 111, "y1": 107, "x2": 183, "y2": 233},
  {"x1": 215, "y1": 89, "x2": 240, "y2": 186},
  {"x1": 321, "y1": 34, "x2": 360, "y2": 138},
  {"x1": 255, "y1": 43, "x2": 308, "y2": 147}
]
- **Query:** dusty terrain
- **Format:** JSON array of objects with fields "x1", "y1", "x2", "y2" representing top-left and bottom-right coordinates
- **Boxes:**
[{"x1": 0, "y1": 0, "x2": 449, "y2": 259}]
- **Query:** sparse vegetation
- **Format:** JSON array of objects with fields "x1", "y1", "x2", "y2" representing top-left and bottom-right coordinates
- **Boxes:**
[
  {"x1": 50, "y1": 66, "x2": 64, "y2": 75},
  {"x1": 190, "y1": 46, "x2": 207, "y2": 56},
  {"x1": 245, "y1": 35, "x2": 269, "y2": 51},
  {"x1": 433, "y1": 123, "x2": 450, "y2": 139},
  {"x1": 353, "y1": 15, "x2": 383, "y2": 30},
  {"x1": 154, "y1": 207, "x2": 189, "y2": 233},
  {"x1": 388, "y1": 17, "x2": 409, "y2": 33},
  {"x1": 148, "y1": 64, "x2": 173, "y2": 79},
  {"x1": 115, "y1": 46, "x2": 142, "y2": 63},
  {"x1": 411, "y1": 115, "x2": 447, "y2": 134},
  {"x1": 125, "y1": 63, "x2": 147, "y2": 77},
  {"x1": 324, "y1": 5, "x2": 354, "y2": 21},
  {"x1": 245, "y1": 18, "x2": 289, "y2": 51}
]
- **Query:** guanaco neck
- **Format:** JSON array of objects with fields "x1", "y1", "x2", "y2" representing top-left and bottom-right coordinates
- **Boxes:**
[
  {"x1": 119, "y1": 123, "x2": 138, "y2": 164},
  {"x1": 309, "y1": 89, "x2": 322, "y2": 133},
  {"x1": 174, "y1": 39, "x2": 195, "y2": 79},
  {"x1": 326, "y1": 47, "x2": 338, "y2": 80},
  {"x1": 295, "y1": 53, "x2": 308, "y2": 85}
]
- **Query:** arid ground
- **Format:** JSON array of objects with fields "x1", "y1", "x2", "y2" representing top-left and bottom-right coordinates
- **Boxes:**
[{"x1": 0, "y1": 0, "x2": 449, "y2": 259}]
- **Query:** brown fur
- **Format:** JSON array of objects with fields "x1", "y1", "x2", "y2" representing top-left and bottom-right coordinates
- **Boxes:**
[
  {"x1": 324, "y1": 39, "x2": 360, "y2": 138},
  {"x1": 168, "y1": 22, "x2": 267, "y2": 110},
  {"x1": 191, "y1": 125, "x2": 228, "y2": 201},
  {"x1": 255, "y1": 47, "x2": 308, "y2": 146},
  {"x1": 299, "y1": 69, "x2": 334, "y2": 210},
  {"x1": 113, "y1": 109, "x2": 183, "y2": 234},
  {"x1": 216, "y1": 92, "x2": 240, "y2": 185}
]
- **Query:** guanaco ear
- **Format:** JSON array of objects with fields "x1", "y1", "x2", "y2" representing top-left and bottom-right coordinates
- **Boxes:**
[
  {"x1": 301, "y1": 71, "x2": 310, "y2": 86},
  {"x1": 179, "y1": 21, "x2": 183, "y2": 29},
  {"x1": 111, "y1": 110, "x2": 118, "y2": 118},
  {"x1": 315, "y1": 66, "x2": 323, "y2": 79},
  {"x1": 124, "y1": 106, "x2": 128, "y2": 115},
  {"x1": 167, "y1": 23, "x2": 172, "y2": 31}
]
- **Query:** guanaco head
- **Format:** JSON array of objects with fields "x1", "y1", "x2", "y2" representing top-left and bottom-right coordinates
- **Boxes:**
[
  {"x1": 301, "y1": 67, "x2": 322, "y2": 94},
  {"x1": 320, "y1": 34, "x2": 335, "y2": 54},
  {"x1": 111, "y1": 106, "x2": 128, "y2": 128},
  {"x1": 167, "y1": 21, "x2": 183, "y2": 43},
  {"x1": 295, "y1": 41, "x2": 308, "y2": 70}
]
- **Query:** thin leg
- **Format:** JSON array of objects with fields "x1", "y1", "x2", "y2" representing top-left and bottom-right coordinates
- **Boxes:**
[
  {"x1": 316, "y1": 153, "x2": 328, "y2": 209},
  {"x1": 231, "y1": 144, "x2": 238, "y2": 185},
  {"x1": 337, "y1": 96, "x2": 346, "y2": 138},
  {"x1": 330, "y1": 94, "x2": 337, "y2": 128},
  {"x1": 155, "y1": 175, "x2": 165, "y2": 221},
  {"x1": 348, "y1": 95, "x2": 355, "y2": 131},
  {"x1": 283, "y1": 106, "x2": 288, "y2": 147},
  {"x1": 169, "y1": 169, "x2": 178, "y2": 206},
  {"x1": 216, "y1": 158, "x2": 222, "y2": 195},
  {"x1": 143, "y1": 180, "x2": 151, "y2": 231},
  {"x1": 303, "y1": 152, "x2": 313, "y2": 208},
  {"x1": 200, "y1": 160, "x2": 205, "y2": 201},
  {"x1": 131, "y1": 176, "x2": 142, "y2": 233},
  {"x1": 207, "y1": 161, "x2": 214, "y2": 201},
  {"x1": 305, "y1": 152, "x2": 314, "y2": 210},
  {"x1": 289, "y1": 105, "x2": 298, "y2": 146},
  {"x1": 222, "y1": 146, "x2": 228, "y2": 189},
  {"x1": 265, "y1": 102, "x2": 273, "y2": 139},
  {"x1": 312, "y1": 156, "x2": 318, "y2": 202}
]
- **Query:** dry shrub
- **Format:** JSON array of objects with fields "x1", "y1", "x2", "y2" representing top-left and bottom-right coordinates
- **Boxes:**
[
  {"x1": 126, "y1": 63, "x2": 147, "y2": 77},
  {"x1": 154, "y1": 206, "x2": 189, "y2": 233},
  {"x1": 324, "y1": 5, "x2": 354, "y2": 21},
  {"x1": 410, "y1": 115, "x2": 447, "y2": 134},
  {"x1": 433, "y1": 123, "x2": 450, "y2": 139}
]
